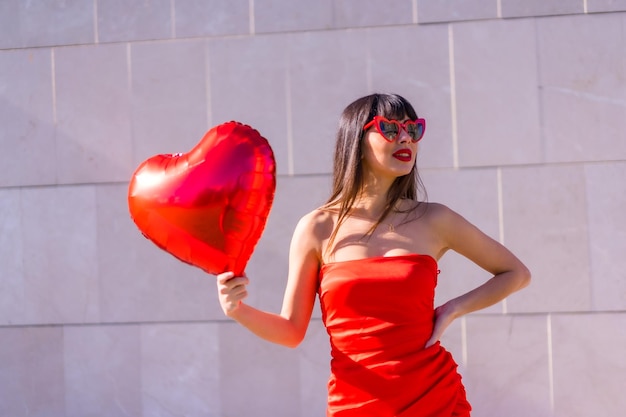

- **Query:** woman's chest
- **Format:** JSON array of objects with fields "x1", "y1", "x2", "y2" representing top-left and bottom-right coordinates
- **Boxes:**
[{"x1": 326, "y1": 220, "x2": 441, "y2": 263}]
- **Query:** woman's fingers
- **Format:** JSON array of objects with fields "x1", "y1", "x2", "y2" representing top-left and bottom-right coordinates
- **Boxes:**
[
  {"x1": 217, "y1": 271, "x2": 235, "y2": 285},
  {"x1": 424, "y1": 323, "x2": 442, "y2": 348},
  {"x1": 424, "y1": 304, "x2": 455, "y2": 348},
  {"x1": 216, "y1": 272, "x2": 250, "y2": 315},
  {"x1": 218, "y1": 277, "x2": 249, "y2": 292}
]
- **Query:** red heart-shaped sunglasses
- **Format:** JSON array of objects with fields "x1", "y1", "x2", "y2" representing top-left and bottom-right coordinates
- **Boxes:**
[{"x1": 363, "y1": 116, "x2": 426, "y2": 143}]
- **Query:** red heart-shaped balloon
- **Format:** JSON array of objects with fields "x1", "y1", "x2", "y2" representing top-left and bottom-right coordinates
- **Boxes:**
[{"x1": 128, "y1": 121, "x2": 276, "y2": 276}]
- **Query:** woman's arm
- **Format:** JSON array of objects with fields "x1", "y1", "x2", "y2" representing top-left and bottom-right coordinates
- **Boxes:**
[
  {"x1": 425, "y1": 204, "x2": 531, "y2": 347},
  {"x1": 216, "y1": 211, "x2": 324, "y2": 348}
]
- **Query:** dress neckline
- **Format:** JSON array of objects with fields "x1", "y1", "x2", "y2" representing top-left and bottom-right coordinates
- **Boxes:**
[{"x1": 321, "y1": 253, "x2": 437, "y2": 270}]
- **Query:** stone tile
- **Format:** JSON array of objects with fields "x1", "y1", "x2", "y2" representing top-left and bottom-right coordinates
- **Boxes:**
[
  {"x1": 501, "y1": 165, "x2": 591, "y2": 313},
  {"x1": 552, "y1": 313, "x2": 626, "y2": 416},
  {"x1": 64, "y1": 325, "x2": 142, "y2": 417},
  {"x1": 288, "y1": 30, "x2": 369, "y2": 175},
  {"x1": 465, "y1": 315, "x2": 552, "y2": 417},
  {"x1": 219, "y1": 321, "x2": 301, "y2": 416},
  {"x1": 541, "y1": 89, "x2": 626, "y2": 163},
  {"x1": 0, "y1": 188, "x2": 25, "y2": 325},
  {"x1": 368, "y1": 25, "x2": 454, "y2": 169},
  {"x1": 142, "y1": 323, "x2": 221, "y2": 416},
  {"x1": 96, "y1": 184, "x2": 221, "y2": 323},
  {"x1": 537, "y1": 14, "x2": 625, "y2": 101},
  {"x1": 537, "y1": 14, "x2": 626, "y2": 163},
  {"x1": 55, "y1": 44, "x2": 133, "y2": 184},
  {"x1": 97, "y1": 0, "x2": 172, "y2": 43},
  {"x1": 208, "y1": 35, "x2": 290, "y2": 175},
  {"x1": 0, "y1": 0, "x2": 93, "y2": 49},
  {"x1": 175, "y1": 0, "x2": 249, "y2": 38},
  {"x1": 501, "y1": 0, "x2": 583, "y2": 18},
  {"x1": 0, "y1": 327, "x2": 65, "y2": 416},
  {"x1": 585, "y1": 162, "x2": 626, "y2": 311},
  {"x1": 416, "y1": 0, "x2": 497, "y2": 23},
  {"x1": 332, "y1": 0, "x2": 414, "y2": 28},
  {"x1": 130, "y1": 39, "x2": 209, "y2": 169},
  {"x1": 454, "y1": 19, "x2": 542, "y2": 167},
  {"x1": 298, "y1": 319, "x2": 331, "y2": 417},
  {"x1": 21, "y1": 185, "x2": 100, "y2": 324},
  {"x1": 421, "y1": 168, "x2": 503, "y2": 314},
  {"x1": 255, "y1": 0, "x2": 334, "y2": 33},
  {"x1": 0, "y1": 49, "x2": 56, "y2": 187},
  {"x1": 0, "y1": 1, "x2": 20, "y2": 50},
  {"x1": 247, "y1": 175, "x2": 330, "y2": 318},
  {"x1": 587, "y1": 0, "x2": 626, "y2": 12}
]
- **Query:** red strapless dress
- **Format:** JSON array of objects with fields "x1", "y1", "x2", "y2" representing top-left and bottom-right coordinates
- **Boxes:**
[{"x1": 318, "y1": 254, "x2": 471, "y2": 416}]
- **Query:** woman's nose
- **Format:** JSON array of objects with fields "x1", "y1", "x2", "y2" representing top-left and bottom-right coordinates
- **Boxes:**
[{"x1": 397, "y1": 128, "x2": 412, "y2": 143}]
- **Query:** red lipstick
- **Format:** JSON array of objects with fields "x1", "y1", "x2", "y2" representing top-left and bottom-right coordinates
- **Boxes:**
[{"x1": 393, "y1": 149, "x2": 413, "y2": 162}]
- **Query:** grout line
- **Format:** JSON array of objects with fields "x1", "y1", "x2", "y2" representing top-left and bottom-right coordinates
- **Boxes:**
[
  {"x1": 497, "y1": 167, "x2": 508, "y2": 314},
  {"x1": 461, "y1": 316, "x2": 468, "y2": 367},
  {"x1": 448, "y1": 24, "x2": 459, "y2": 169},
  {"x1": 127, "y1": 43, "x2": 136, "y2": 166},
  {"x1": 0, "y1": 174, "x2": 331, "y2": 190},
  {"x1": 547, "y1": 314, "x2": 555, "y2": 412},
  {"x1": 422, "y1": 159, "x2": 623, "y2": 171},
  {"x1": 51, "y1": 49, "x2": 57, "y2": 124},
  {"x1": 0, "y1": 317, "x2": 326, "y2": 330},
  {"x1": 93, "y1": 0, "x2": 99, "y2": 43},
  {"x1": 286, "y1": 61, "x2": 294, "y2": 176},
  {"x1": 533, "y1": 19, "x2": 548, "y2": 164},
  {"x1": 0, "y1": 312, "x2": 618, "y2": 330},
  {"x1": 126, "y1": 43, "x2": 132, "y2": 92},
  {"x1": 497, "y1": 167, "x2": 505, "y2": 245},
  {"x1": 545, "y1": 85, "x2": 626, "y2": 106},
  {"x1": 582, "y1": 165, "x2": 595, "y2": 310},
  {"x1": 412, "y1": 0, "x2": 418, "y2": 24},
  {"x1": 366, "y1": 31, "x2": 372, "y2": 91},
  {"x1": 249, "y1": 0, "x2": 255, "y2": 34},
  {"x1": 205, "y1": 42, "x2": 212, "y2": 128},
  {"x1": 170, "y1": 0, "x2": 176, "y2": 38}
]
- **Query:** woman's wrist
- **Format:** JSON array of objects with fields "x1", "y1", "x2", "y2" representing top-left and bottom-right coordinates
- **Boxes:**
[{"x1": 442, "y1": 298, "x2": 464, "y2": 320}]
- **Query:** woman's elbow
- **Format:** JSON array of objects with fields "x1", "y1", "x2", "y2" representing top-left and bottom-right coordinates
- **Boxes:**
[
  {"x1": 283, "y1": 333, "x2": 305, "y2": 349},
  {"x1": 278, "y1": 321, "x2": 307, "y2": 348},
  {"x1": 517, "y1": 265, "x2": 531, "y2": 290}
]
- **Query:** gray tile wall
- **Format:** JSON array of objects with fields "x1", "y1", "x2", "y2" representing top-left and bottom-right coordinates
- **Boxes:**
[{"x1": 1, "y1": 1, "x2": 624, "y2": 416}]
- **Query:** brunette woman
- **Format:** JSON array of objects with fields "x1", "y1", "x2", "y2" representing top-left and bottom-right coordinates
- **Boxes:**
[{"x1": 216, "y1": 93, "x2": 530, "y2": 416}]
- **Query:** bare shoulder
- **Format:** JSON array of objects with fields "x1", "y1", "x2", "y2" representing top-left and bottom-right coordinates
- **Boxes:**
[
  {"x1": 296, "y1": 208, "x2": 335, "y2": 236},
  {"x1": 419, "y1": 202, "x2": 451, "y2": 216},
  {"x1": 413, "y1": 202, "x2": 474, "y2": 247},
  {"x1": 411, "y1": 201, "x2": 459, "y2": 226},
  {"x1": 418, "y1": 202, "x2": 529, "y2": 279},
  {"x1": 419, "y1": 201, "x2": 498, "y2": 256},
  {"x1": 291, "y1": 208, "x2": 336, "y2": 259}
]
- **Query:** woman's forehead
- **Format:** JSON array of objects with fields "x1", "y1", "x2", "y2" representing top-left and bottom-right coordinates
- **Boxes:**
[
  {"x1": 378, "y1": 103, "x2": 410, "y2": 118},
  {"x1": 382, "y1": 112, "x2": 410, "y2": 121}
]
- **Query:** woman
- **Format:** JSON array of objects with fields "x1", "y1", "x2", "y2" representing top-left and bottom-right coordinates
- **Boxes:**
[{"x1": 216, "y1": 93, "x2": 530, "y2": 416}]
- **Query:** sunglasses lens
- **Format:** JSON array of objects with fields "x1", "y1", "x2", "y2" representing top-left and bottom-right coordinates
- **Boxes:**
[
  {"x1": 378, "y1": 120, "x2": 399, "y2": 140},
  {"x1": 407, "y1": 123, "x2": 424, "y2": 141}
]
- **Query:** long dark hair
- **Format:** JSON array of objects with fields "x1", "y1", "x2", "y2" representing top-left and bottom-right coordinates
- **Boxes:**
[{"x1": 323, "y1": 93, "x2": 427, "y2": 252}]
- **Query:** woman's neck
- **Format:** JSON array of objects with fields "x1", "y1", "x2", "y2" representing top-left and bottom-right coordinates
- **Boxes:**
[
  {"x1": 352, "y1": 191, "x2": 392, "y2": 219},
  {"x1": 352, "y1": 173, "x2": 395, "y2": 216}
]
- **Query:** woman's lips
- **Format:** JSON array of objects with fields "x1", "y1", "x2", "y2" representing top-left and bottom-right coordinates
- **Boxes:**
[{"x1": 393, "y1": 149, "x2": 412, "y2": 162}]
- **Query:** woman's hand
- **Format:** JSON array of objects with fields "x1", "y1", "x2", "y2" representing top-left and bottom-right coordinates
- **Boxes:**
[
  {"x1": 216, "y1": 272, "x2": 250, "y2": 316},
  {"x1": 424, "y1": 301, "x2": 459, "y2": 348}
]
